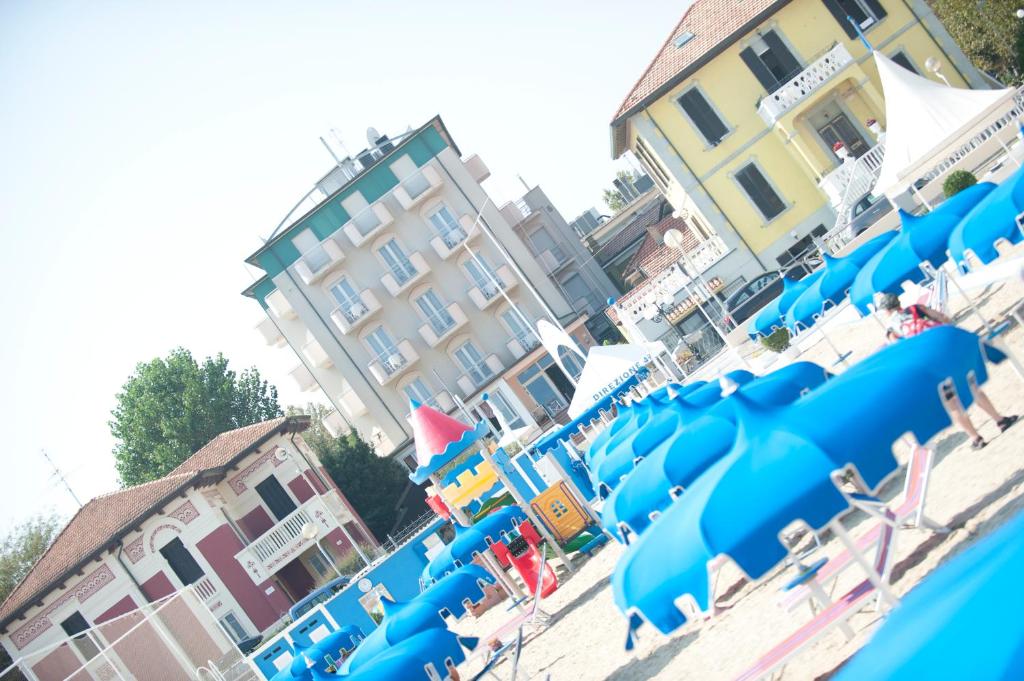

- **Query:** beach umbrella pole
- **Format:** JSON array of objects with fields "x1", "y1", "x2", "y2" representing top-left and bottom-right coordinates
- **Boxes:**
[
  {"x1": 922, "y1": 262, "x2": 993, "y2": 335},
  {"x1": 828, "y1": 519, "x2": 899, "y2": 607}
]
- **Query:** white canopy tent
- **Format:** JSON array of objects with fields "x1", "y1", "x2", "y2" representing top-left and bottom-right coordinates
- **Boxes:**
[
  {"x1": 566, "y1": 341, "x2": 668, "y2": 418},
  {"x1": 872, "y1": 51, "x2": 1016, "y2": 199}
]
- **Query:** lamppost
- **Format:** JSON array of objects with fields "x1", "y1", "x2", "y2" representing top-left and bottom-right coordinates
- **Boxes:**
[
  {"x1": 925, "y1": 56, "x2": 951, "y2": 86},
  {"x1": 641, "y1": 295, "x2": 697, "y2": 360},
  {"x1": 301, "y1": 522, "x2": 343, "y2": 579}
]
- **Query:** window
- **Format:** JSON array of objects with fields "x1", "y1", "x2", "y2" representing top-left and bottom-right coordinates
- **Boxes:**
[
  {"x1": 60, "y1": 612, "x2": 100, "y2": 661},
  {"x1": 453, "y1": 341, "x2": 493, "y2": 387},
  {"x1": 329, "y1": 278, "x2": 365, "y2": 321},
  {"x1": 159, "y1": 537, "x2": 205, "y2": 586},
  {"x1": 740, "y1": 30, "x2": 802, "y2": 93},
  {"x1": 365, "y1": 326, "x2": 399, "y2": 363},
  {"x1": 735, "y1": 163, "x2": 786, "y2": 221},
  {"x1": 689, "y1": 214, "x2": 713, "y2": 240},
  {"x1": 308, "y1": 552, "x2": 331, "y2": 579},
  {"x1": 776, "y1": 225, "x2": 828, "y2": 267},
  {"x1": 635, "y1": 137, "x2": 671, "y2": 190},
  {"x1": 292, "y1": 229, "x2": 329, "y2": 272},
  {"x1": 488, "y1": 390, "x2": 527, "y2": 429},
  {"x1": 501, "y1": 309, "x2": 539, "y2": 352},
  {"x1": 403, "y1": 377, "x2": 436, "y2": 409},
  {"x1": 561, "y1": 273, "x2": 590, "y2": 309},
  {"x1": 821, "y1": 0, "x2": 887, "y2": 38},
  {"x1": 463, "y1": 255, "x2": 500, "y2": 297},
  {"x1": 255, "y1": 476, "x2": 298, "y2": 521},
  {"x1": 890, "y1": 51, "x2": 918, "y2": 74},
  {"x1": 219, "y1": 613, "x2": 248, "y2": 644},
  {"x1": 378, "y1": 239, "x2": 417, "y2": 286},
  {"x1": 677, "y1": 88, "x2": 729, "y2": 146},
  {"x1": 427, "y1": 205, "x2": 467, "y2": 247},
  {"x1": 414, "y1": 289, "x2": 455, "y2": 335}
]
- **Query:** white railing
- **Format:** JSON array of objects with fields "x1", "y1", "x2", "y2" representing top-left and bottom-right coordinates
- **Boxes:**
[
  {"x1": 686, "y1": 236, "x2": 729, "y2": 273},
  {"x1": 758, "y1": 43, "x2": 853, "y2": 125},
  {"x1": 193, "y1": 576, "x2": 218, "y2": 603},
  {"x1": 822, "y1": 142, "x2": 887, "y2": 247}
]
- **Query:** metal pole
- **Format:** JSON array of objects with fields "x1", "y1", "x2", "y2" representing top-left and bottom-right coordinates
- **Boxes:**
[
  {"x1": 829, "y1": 520, "x2": 899, "y2": 607},
  {"x1": 316, "y1": 538, "x2": 344, "y2": 578},
  {"x1": 910, "y1": 182, "x2": 933, "y2": 211}
]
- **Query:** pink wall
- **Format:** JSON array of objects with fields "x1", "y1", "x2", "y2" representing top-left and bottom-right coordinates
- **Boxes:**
[
  {"x1": 287, "y1": 475, "x2": 314, "y2": 504},
  {"x1": 95, "y1": 595, "x2": 138, "y2": 624},
  {"x1": 276, "y1": 560, "x2": 315, "y2": 600},
  {"x1": 31, "y1": 644, "x2": 81, "y2": 680},
  {"x1": 324, "y1": 527, "x2": 354, "y2": 562},
  {"x1": 141, "y1": 571, "x2": 175, "y2": 602},
  {"x1": 238, "y1": 505, "x2": 274, "y2": 541},
  {"x1": 196, "y1": 524, "x2": 290, "y2": 631},
  {"x1": 96, "y1": 609, "x2": 190, "y2": 681},
  {"x1": 307, "y1": 469, "x2": 327, "y2": 495}
]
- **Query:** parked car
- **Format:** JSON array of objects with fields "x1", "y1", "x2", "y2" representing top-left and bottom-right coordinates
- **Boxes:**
[
  {"x1": 722, "y1": 264, "x2": 811, "y2": 327},
  {"x1": 848, "y1": 192, "x2": 894, "y2": 236},
  {"x1": 288, "y1": 575, "x2": 352, "y2": 620}
]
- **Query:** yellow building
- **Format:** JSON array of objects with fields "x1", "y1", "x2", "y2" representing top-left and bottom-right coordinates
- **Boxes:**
[{"x1": 610, "y1": 0, "x2": 990, "y2": 282}]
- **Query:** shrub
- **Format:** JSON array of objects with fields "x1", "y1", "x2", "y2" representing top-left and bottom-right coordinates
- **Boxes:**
[
  {"x1": 943, "y1": 170, "x2": 977, "y2": 198},
  {"x1": 761, "y1": 328, "x2": 791, "y2": 353}
]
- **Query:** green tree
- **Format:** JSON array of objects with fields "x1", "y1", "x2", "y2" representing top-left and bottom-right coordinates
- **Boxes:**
[
  {"x1": 0, "y1": 514, "x2": 62, "y2": 680},
  {"x1": 290, "y1": 404, "x2": 420, "y2": 539},
  {"x1": 930, "y1": 0, "x2": 1024, "y2": 85},
  {"x1": 602, "y1": 170, "x2": 641, "y2": 214},
  {"x1": 110, "y1": 348, "x2": 282, "y2": 487}
]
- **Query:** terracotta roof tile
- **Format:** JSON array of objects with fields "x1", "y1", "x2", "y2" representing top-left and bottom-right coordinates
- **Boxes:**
[
  {"x1": 611, "y1": 0, "x2": 782, "y2": 123},
  {"x1": 0, "y1": 417, "x2": 295, "y2": 626},
  {"x1": 595, "y1": 199, "x2": 669, "y2": 264}
]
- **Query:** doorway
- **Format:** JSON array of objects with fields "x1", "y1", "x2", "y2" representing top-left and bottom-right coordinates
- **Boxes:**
[
  {"x1": 808, "y1": 100, "x2": 870, "y2": 161},
  {"x1": 256, "y1": 476, "x2": 298, "y2": 521}
]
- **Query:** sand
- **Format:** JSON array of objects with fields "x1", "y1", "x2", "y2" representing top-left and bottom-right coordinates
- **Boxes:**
[{"x1": 455, "y1": 249, "x2": 1024, "y2": 680}]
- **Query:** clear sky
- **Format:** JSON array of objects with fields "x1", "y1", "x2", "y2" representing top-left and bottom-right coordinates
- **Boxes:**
[{"x1": 0, "y1": 0, "x2": 686, "y2": 530}]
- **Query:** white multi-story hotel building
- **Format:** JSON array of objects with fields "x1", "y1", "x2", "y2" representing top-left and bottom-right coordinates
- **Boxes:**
[{"x1": 244, "y1": 117, "x2": 597, "y2": 468}]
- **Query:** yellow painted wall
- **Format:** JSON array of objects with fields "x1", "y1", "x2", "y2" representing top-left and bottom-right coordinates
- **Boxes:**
[{"x1": 631, "y1": 0, "x2": 975, "y2": 255}]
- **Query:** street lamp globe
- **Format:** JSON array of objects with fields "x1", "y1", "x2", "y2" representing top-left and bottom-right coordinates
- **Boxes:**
[
  {"x1": 301, "y1": 523, "x2": 319, "y2": 541},
  {"x1": 924, "y1": 56, "x2": 941, "y2": 74},
  {"x1": 1017, "y1": 8, "x2": 1024, "y2": 19},
  {"x1": 664, "y1": 228, "x2": 686, "y2": 250}
]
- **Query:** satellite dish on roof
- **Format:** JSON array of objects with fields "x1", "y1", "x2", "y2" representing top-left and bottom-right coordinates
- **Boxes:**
[{"x1": 367, "y1": 127, "x2": 382, "y2": 146}]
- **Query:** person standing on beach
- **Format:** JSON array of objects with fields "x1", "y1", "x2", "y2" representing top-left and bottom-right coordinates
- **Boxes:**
[{"x1": 874, "y1": 292, "x2": 1018, "y2": 449}]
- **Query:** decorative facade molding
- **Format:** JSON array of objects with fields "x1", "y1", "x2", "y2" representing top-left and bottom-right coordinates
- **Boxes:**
[
  {"x1": 10, "y1": 564, "x2": 116, "y2": 650},
  {"x1": 226, "y1": 449, "x2": 284, "y2": 495},
  {"x1": 167, "y1": 500, "x2": 199, "y2": 525},
  {"x1": 148, "y1": 524, "x2": 182, "y2": 553},
  {"x1": 124, "y1": 536, "x2": 145, "y2": 564}
]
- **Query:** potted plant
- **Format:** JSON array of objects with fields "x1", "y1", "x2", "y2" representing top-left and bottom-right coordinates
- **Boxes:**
[
  {"x1": 832, "y1": 140, "x2": 849, "y2": 160},
  {"x1": 760, "y1": 327, "x2": 792, "y2": 354},
  {"x1": 943, "y1": 169, "x2": 977, "y2": 198}
]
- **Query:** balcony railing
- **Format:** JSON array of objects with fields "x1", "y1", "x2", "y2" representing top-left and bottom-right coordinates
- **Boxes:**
[
  {"x1": 757, "y1": 43, "x2": 854, "y2": 125},
  {"x1": 393, "y1": 166, "x2": 443, "y2": 210},
  {"x1": 418, "y1": 303, "x2": 468, "y2": 347},
  {"x1": 538, "y1": 246, "x2": 571, "y2": 274},
  {"x1": 337, "y1": 388, "x2": 368, "y2": 418},
  {"x1": 507, "y1": 333, "x2": 541, "y2": 359},
  {"x1": 455, "y1": 354, "x2": 503, "y2": 396},
  {"x1": 368, "y1": 340, "x2": 420, "y2": 385},
  {"x1": 289, "y1": 364, "x2": 317, "y2": 392},
  {"x1": 265, "y1": 290, "x2": 296, "y2": 320},
  {"x1": 255, "y1": 317, "x2": 286, "y2": 347},
  {"x1": 295, "y1": 237, "x2": 345, "y2": 284},
  {"x1": 430, "y1": 216, "x2": 479, "y2": 259},
  {"x1": 686, "y1": 236, "x2": 729, "y2": 274},
  {"x1": 342, "y1": 202, "x2": 395, "y2": 247},
  {"x1": 302, "y1": 339, "x2": 333, "y2": 369},
  {"x1": 234, "y1": 491, "x2": 352, "y2": 584},
  {"x1": 330, "y1": 290, "x2": 382, "y2": 334},
  {"x1": 380, "y1": 252, "x2": 429, "y2": 296},
  {"x1": 468, "y1": 264, "x2": 517, "y2": 309},
  {"x1": 322, "y1": 409, "x2": 347, "y2": 438}
]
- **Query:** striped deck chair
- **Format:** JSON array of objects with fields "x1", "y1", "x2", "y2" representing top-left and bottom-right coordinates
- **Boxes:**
[{"x1": 736, "y1": 513, "x2": 897, "y2": 681}]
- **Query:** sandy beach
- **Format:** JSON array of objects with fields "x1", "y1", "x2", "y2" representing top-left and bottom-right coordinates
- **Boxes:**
[{"x1": 456, "y1": 249, "x2": 1024, "y2": 680}]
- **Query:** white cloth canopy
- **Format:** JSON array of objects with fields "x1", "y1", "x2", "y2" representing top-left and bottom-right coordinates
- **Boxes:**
[
  {"x1": 567, "y1": 342, "x2": 665, "y2": 418},
  {"x1": 872, "y1": 51, "x2": 1015, "y2": 197}
]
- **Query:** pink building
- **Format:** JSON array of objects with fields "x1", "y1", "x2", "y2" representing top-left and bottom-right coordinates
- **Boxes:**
[{"x1": 0, "y1": 416, "x2": 375, "y2": 679}]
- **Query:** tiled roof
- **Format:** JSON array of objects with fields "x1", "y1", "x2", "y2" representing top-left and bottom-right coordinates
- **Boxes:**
[
  {"x1": 594, "y1": 199, "x2": 670, "y2": 264},
  {"x1": 626, "y1": 217, "x2": 700, "y2": 279},
  {"x1": 0, "y1": 417, "x2": 298, "y2": 627},
  {"x1": 610, "y1": 0, "x2": 785, "y2": 153}
]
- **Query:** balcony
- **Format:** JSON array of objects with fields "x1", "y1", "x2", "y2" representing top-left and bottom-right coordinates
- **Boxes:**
[
  {"x1": 234, "y1": 491, "x2": 354, "y2": 583},
  {"x1": 430, "y1": 216, "x2": 480, "y2": 260},
  {"x1": 393, "y1": 166, "x2": 443, "y2": 210},
  {"x1": 538, "y1": 246, "x2": 572, "y2": 274},
  {"x1": 368, "y1": 340, "x2": 420, "y2": 386},
  {"x1": 468, "y1": 264, "x2": 517, "y2": 309},
  {"x1": 330, "y1": 289, "x2": 382, "y2": 334},
  {"x1": 417, "y1": 303, "x2": 468, "y2": 347},
  {"x1": 294, "y1": 236, "x2": 345, "y2": 285},
  {"x1": 322, "y1": 409, "x2": 348, "y2": 438},
  {"x1": 380, "y1": 252, "x2": 429, "y2": 296},
  {"x1": 338, "y1": 388, "x2": 368, "y2": 418},
  {"x1": 455, "y1": 354, "x2": 504, "y2": 396},
  {"x1": 302, "y1": 339, "x2": 333, "y2": 369},
  {"x1": 343, "y1": 202, "x2": 394, "y2": 247},
  {"x1": 255, "y1": 317, "x2": 286, "y2": 347},
  {"x1": 265, "y1": 290, "x2": 296, "y2": 320},
  {"x1": 757, "y1": 43, "x2": 854, "y2": 125},
  {"x1": 507, "y1": 333, "x2": 541, "y2": 359},
  {"x1": 462, "y1": 154, "x2": 490, "y2": 184},
  {"x1": 290, "y1": 364, "x2": 317, "y2": 392}
]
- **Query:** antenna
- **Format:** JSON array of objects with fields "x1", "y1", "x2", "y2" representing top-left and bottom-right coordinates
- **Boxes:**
[
  {"x1": 41, "y1": 450, "x2": 83, "y2": 508},
  {"x1": 366, "y1": 127, "x2": 381, "y2": 146},
  {"x1": 330, "y1": 129, "x2": 351, "y2": 158}
]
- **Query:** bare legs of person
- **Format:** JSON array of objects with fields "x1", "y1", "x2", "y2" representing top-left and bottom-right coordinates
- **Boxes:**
[{"x1": 943, "y1": 378, "x2": 1020, "y2": 449}]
